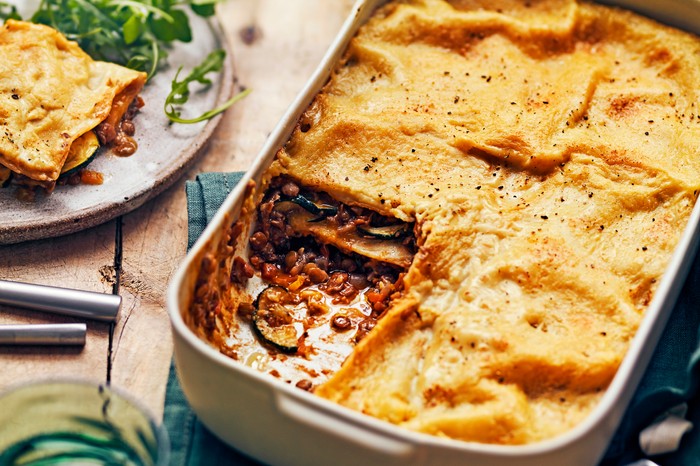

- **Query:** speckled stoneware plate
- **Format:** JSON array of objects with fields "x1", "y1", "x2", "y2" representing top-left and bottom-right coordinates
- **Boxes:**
[{"x1": 0, "y1": 3, "x2": 234, "y2": 245}]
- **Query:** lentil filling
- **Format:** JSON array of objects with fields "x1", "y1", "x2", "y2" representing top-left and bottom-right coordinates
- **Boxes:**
[{"x1": 237, "y1": 176, "x2": 417, "y2": 388}]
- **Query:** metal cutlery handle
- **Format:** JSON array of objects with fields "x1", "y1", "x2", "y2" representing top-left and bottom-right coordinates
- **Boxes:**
[
  {"x1": 0, "y1": 280, "x2": 121, "y2": 322},
  {"x1": 0, "y1": 323, "x2": 86, "y2": 346}
]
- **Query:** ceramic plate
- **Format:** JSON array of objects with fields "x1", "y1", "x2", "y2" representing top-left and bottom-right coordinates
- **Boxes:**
[{"x1": 0, "y1": 6, "x2": 234, "y2": 244}]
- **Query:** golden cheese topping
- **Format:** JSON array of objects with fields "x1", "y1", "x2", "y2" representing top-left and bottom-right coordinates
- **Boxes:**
[
  {"x1": 0, "y1": 20, "x2": 146, "y2": 182},
  {"x1": 265, "y1": 0, "x2": 700, "y2": 444}
]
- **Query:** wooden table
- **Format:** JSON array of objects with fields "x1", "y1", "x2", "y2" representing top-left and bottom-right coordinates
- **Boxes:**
[{"x1": 0, "y1": 0, "x2": 355, "y2": 421}]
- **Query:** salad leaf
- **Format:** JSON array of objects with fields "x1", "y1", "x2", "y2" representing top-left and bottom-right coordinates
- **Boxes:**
[
  {"x1": 165, "y1": 49, "x2": 251, "y2": 124},
  {"x1": 0, "y1": 2, "x2": 19, "y2": 20}
]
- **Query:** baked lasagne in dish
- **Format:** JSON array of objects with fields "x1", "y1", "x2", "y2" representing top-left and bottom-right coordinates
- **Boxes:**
[
  {"x1": 0, "y1": 20, "x2": 146, "y2": 196},
  {"x1": 188, "y1": 0, "x2": 700, "y2": 444}
]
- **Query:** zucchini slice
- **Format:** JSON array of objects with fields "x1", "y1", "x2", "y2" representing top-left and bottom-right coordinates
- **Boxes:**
[
  {"x1": 272, "y1": 200, "x2": 305, "y2": 214},
  {"x1": 253, "y1": 286, "x2": 299, "y2": 353},
  {"x1": 0, "y1": 165, "x2": 11, "y2": 187},
  {"x1": 60, "y1": 131, "x2": 100, "y2": 176},
  {"x1": 290, "y1": 194, "x2": 338, "y2": 217}
]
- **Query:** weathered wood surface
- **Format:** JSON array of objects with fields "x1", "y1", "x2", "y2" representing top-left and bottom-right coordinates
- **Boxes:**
[
  {"x1": 0, "y1": 224, "x2": 115, "y2": 392},
  {"x1": 0, "y1": 0, "x2": 354, "y2": 421}
]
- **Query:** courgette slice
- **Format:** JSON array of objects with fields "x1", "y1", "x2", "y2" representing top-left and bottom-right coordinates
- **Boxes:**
[
  {"x1": 290, "y1": 194, "x2": 337, "y2": 217},
  {"x1": 0, "y1": 165, "x2": 11, "y2": 187},
  {"x1": 253, "y1": 286, "x2": 299, "y2": 353},
  {"x1": 273, "y1": 200, "x2": 327, "y2": 223},
  {"x1": 357, "y1": 224, "x2": 411, "y2": 239},
  {"x1": 60, "y1": 131, "x2": 100, "y2": 176},
  {"x1": 273, "y1": 200, "x2": 305, "y2": 214}
]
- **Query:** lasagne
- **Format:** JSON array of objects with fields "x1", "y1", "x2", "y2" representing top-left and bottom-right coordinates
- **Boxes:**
[
  {"x1": 0, "y1": 20, "x2": 146, "y2": 194},
  {"x1": 189, "y1": 0, "x2": 700, "y2": 444}
]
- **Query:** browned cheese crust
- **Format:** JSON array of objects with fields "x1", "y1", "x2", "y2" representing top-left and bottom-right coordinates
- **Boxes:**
[{"x1": 265, "y1": 0, "x2": 700, "y2": 444}]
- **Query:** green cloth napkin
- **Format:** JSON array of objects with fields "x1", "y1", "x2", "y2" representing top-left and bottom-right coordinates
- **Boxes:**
[
  {"x1": 185, "y1": 172, "x2": 245, "y2": 251},
  {"x1": 165, "y1": 171, "x2": 700, "y2": 465}
]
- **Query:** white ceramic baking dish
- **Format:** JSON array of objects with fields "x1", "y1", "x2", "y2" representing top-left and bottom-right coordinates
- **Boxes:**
[{"x1": 166, "y1": 1, "x2": 700, "y2": 464}]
